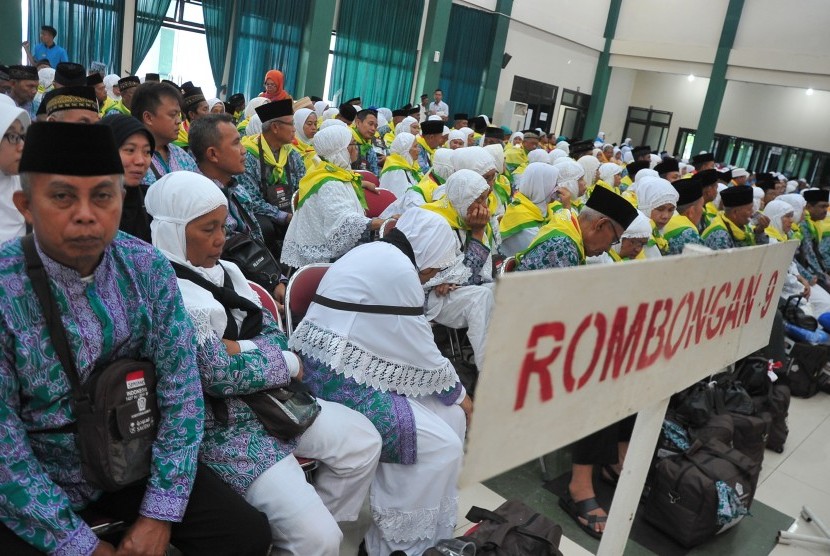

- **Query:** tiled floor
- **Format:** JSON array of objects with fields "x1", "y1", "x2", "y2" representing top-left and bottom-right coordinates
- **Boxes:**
[{"x1": 339, "y1": 393, "x2": 830, "y2": 555}]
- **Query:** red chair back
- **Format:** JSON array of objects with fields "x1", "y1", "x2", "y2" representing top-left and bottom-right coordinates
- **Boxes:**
[
  {"x1": 284, "y1": 264, "x2": 331, "y2": 336},
  {"x1": 356, "y1": 170, "x2": 379, "y2": 187},
  {"x1": 364, "y1": 188, "x2": 397, "y2": 217},
  {"x1": 248, "y1": 281, "x2": 283, "y2": 331}
]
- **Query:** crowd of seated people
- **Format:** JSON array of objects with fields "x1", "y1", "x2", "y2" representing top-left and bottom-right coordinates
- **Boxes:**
[{"x1": 1, "y1": 56, "x2": 825, "y2": 555}]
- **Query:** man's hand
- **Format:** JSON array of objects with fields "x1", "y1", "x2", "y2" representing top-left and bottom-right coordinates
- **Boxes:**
[
  {"x1": 21, "y1": 40, "x2": 30, "y2": 50},
  {"x1": 434, "y1": 283, "x2": 457, "y2": 297},
  {"x1": 116, "y1": 517, "x2": 172, "y2": 556},
  {"x1": 753, "y1": 213, "x2": 770, "y2": 234},
  {"x1": 91, "y1": 541, "x2": 117, "y2": 556},
  {"x1": 222, "y1": 339, "x2": 241, "y2": 356},
  {"x1": 460, "y1": 394, "x2": 473, "y2": 428}
]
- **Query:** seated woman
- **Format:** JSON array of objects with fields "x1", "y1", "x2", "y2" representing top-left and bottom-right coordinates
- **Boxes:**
[
  {"x1": 635, "y1": 176, "x2": 679, "y2": 259},
  {"x1": 292, "y1": 107, "x2": 319, "y2": 170},
  {"x1": 100, "y1": 114, "x2": 153, "y2": 242},
  {"x1": 499, "y1": 162, "x2": 558, "y2": 257},
  {"x1": 379, "y1": 132, "x2": 422, "y2": 198},
  {"x1": 145, "y1": 172, "x2": 382, "y2": 555},
  {"x1": 281, "y1": 125, "x2": 388, "y2": 268},
  {"x1": 586, "y1": 211, "x2": 651, "y2": 264},
  {"x1": 288, "y1": 208, "x2": 473, "y2": 556}
]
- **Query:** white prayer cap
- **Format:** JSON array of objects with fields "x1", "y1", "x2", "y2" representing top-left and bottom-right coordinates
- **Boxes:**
[
  {"x1": 314, "y1": 124, "x2": 352, "y2": 169},
  {"x1": 446, "y1": 169, "x2": 490, "y2": 219},
  {"x1": 244, "y1": 97, "x2": 268, "y2": 120},
  {"x1": 622, "y1": 211, "x2": 652, "y2": 239},
  {"x1": 483, "y1": 144, "x2": 505, "y2": 174},
  {"x1": 452, "y1": 146, "x2": 496, "y2": 176},
  {"x1": 432, "y1": 148, "x2": 455, "y2": 181},
  {"x1": 637, "y1": 176, "x2": 679, "y2": 215},
  {"x1": 555, "y1": 140, "x2": 570, "y2": 154},
  {"x1": 428, "y1": 115, "x2": 442, "y2": 121},
  {"x1": 731, "y1": 167, "x2": 748, "y2": 178},
  {"x1": 145, "y1": 171, "x2": 228, "y2": 265},
  {"x1": 527, "y1": 149, "x2": 550, "y2": 164},
  {"x1": 599, "y1": 162, "x2": 622, "y2": 184},
  {"x1": 448, "y1": 129, "x2": 466, "y2": 144}
]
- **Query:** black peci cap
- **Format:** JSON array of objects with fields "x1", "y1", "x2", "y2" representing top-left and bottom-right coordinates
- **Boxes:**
[{"x1": 20, "y1": 122, "x2": 123, "y2": 176}]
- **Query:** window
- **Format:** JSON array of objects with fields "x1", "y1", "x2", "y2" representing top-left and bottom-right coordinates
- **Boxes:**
[
  {"x1": 135, "y1": 0, "x2": 215, "y2": 95},
  {"x1": 622, "y1": 107, "x2": 672, "y2": 151}
]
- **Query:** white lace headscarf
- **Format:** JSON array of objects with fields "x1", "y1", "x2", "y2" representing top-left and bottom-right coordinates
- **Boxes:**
[
  {"x1": 38, "y1": 68, "x2": 55, "y2": 90},
  {"x1": 452, "y1": 146, "x2": 496, "y2": 176},
  {"x1": 104, "y1": 74, "x2": 121, "y2": 100},
  {"x1": 628, "y1": 168, "x2": 658, "y2": 194},
  {"x1": 459, "y1": 127, "x2": 474, "y2": 145},
  {"x1": 553, "y1": 158, "x2": 584, "y2": 199},
  {"x1": 777, "y1": 193, "x2": 807, "y2": 223},
  {"x1": 519, "y1": 162, "x2": 559, "y2": 213},
  {"x1": 763, "y1": 199, "x2": 794, "y2": 237},
  {"x1": 293, "y1": 108, "x2": 315, "y2": 143},
  {"x1": 578, "y1": 155, "x2": 601, "y2": 186},
  {"x1": 288, "y1": 207, "x2": 459, "y2": 397},
  {"x1": 637, "y1": 176, "x2": 679, "y2": 216},
  {"x1": 509, "y1": 131, "x2": 524, "y2": 144},
  {"x1": 396, "y1": 116, "x2": 418, "y2": 135},
  {"x1": 483, "y1": 144, "x2": 505, "y2": 174},
  {"x1": 432, "y1": 148, "x2": 455, "y2": 181},
  {"x1": 621, "y1": 211, "x2": 652, "y2": 239},
  {"x1": 528, "y1": 149, "x2": 550, "y2": 164},
  {"x1": 445, "y1": 168, "x2": 489, "y2": 222},
  {"x1": 314, "y1": 125, "x2": 353, "y2": 169},
  {"x1": 390, "y1": 132, "x2": 417, "y2": 164},
  {"x1": 599, "y1": 162, "x2": 622, "y2": 184}
]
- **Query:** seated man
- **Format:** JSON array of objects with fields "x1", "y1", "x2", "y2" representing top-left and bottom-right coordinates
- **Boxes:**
[
  {"x1": 103, "y1": 75, "x2": 139, "y2": 116},
  {"x1": 415, "y1": 120, "x2": 445, "y2": 175},
  {"x1": 350, "y1": 108, "x2": 381, "y2": 175},
  {"x1": 701, "y1": 185, "x2": 770, "y2": 250},
  {"x1": 41, "y1": 85, "x2": 101, "y2": 124},
  {"x1": 0, "y1": 122, "x2": 270, "y2": 555},
  {"x1": 799, "y1": 188, "x2": 830, "y2": 288},
  {"x1": 172, "y1": 83, "x2": 209, "y2": 149}
]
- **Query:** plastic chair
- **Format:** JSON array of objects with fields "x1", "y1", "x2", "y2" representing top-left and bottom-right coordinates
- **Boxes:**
[
  {"x1": 284, "y1": 263, "x2": 332, "y2": 337},
  {"x1": 290, "y1": 190, "x2": 299, "y2": 212},
  {"x1": 248, "y1": 281, "x2": 283, "y2": 332},
  {"x1": 364, "y1": 188, "x2": 397, "y2": 218},
  {"x1": 378, "y1": 218, "x2": 398, "y2": 239},
  {"x1": 356, "y1": 169, "x2": 380, "y2": 187},
  {"x1": 497, "y1": 256, "x2": 517, "y2": 277}
]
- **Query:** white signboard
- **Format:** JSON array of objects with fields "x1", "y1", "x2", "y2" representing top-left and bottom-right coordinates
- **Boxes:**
[{"x1": 462, "y1": 242, "x2": 797, "y2": 488}]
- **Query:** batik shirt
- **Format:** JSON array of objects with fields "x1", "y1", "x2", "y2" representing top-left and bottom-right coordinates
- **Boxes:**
[
  {"x1": 207, "y1": 176, "x2": 265, "y2": 242},
  {"x1": 516, "y1": 235, "x2": 582, "y2": 270},
  {"x1": 0, "y1": 233, "x2": 204, "y2": 555},
  {"x1": 237, "y1": 147, "x2": 305, "y2": 226},
  {"x1": 141, "y1": 143, "x2": 199, "y2": 187},
  {"x1": 799, "y1": 215, "x2": 828, "y2": 278}
]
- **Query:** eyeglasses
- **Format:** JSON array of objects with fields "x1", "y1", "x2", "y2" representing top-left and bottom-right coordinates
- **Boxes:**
[
  {"x1": 608, "y1": 221, "x2": 622, "y2": 247},
  {"x1": 2, "y1": 132, "x2": 25, "y2": 145}
]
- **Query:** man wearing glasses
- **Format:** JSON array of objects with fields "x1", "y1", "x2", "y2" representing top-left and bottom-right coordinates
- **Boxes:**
[{"x1": 0, "y1": 98, "x2": 30, "y2": 243}]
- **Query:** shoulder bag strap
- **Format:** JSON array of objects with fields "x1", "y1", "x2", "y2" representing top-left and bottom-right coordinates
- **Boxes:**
[{"x1": 21, "y1": 235, "x2": 91, "y2": 411}]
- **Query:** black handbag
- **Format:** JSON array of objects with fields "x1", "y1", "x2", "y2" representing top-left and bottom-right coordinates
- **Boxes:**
[
  {"x1": 221, "y1": 232, "x2": 283, "y2": 293},
  {"x1": 23, "y1": 236, "x2": 159, "y2": 492},
  {"x1": 781, "y1": 295, "x2": 818, "y2": 331}
]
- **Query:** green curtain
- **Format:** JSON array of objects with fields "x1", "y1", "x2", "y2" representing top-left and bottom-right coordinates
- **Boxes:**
[
  {"x1": 439, "y1": 4, "x2": 497, "y2": 115},
  {"x1": 330, "y1": 0, "x2": 423, "y2": 108},
  {"x1": 202, "y1": 0, "x2": 235, "y2": 96},
  {"x1": 27, "y1": 0, "x2": 124, "y2": 74},
  {"x1": 131, "y1": 0, "x2": 172, "y2": 73},
  {"x1": 227, "y1": 0, "x2": 310, "y2": 103}
]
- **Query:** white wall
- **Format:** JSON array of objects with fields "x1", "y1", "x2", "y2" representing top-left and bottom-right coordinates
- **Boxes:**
[{"x1": 598, "y1": 67, "x2": 637, "y2": 144}]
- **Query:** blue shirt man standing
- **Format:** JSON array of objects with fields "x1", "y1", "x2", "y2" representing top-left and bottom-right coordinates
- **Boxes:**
[{"x1": 24, "y1": 26, "x2": 68, "y2": 69}]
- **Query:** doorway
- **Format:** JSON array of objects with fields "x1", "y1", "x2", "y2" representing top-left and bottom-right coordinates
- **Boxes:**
[{"x1": 510, "y1": 75, "x2": 558, "y2": 133}]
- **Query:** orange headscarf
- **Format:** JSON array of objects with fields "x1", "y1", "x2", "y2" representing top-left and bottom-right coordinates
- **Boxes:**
[{"x1": 259, "y1": 69, "x2": 290, "y2": 101}]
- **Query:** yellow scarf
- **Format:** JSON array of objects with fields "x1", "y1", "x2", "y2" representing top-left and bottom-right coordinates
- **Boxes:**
[
  {"x1": 411, "y1": 173, "x2": 443, "y2": 204},
  {"x1": 236, "y1": 117, "x2": 249, "y2": 133},
  {"x1": 172, "y1": 120, "x2": 189, "y2": 148},
  {"x1": 499, "y1": 192, "x2": 546, "y2": 239},
  {"x1": 293, "y1": 137, "x2": 317, "y2": 170},
  {"x1": 416, "y1": 135, "x2": 434, "y2": 166},
  {"x1": 493, "y1": 174, "x2": 512, "y2": 207},
  {"x1": 648, "y1": 220, "x2": 669, "y2": 254},
  {"x1": 105, "y1": 100, "x2": 130, "y2": 115},
  {"x1": 608, "y1": 247, "x2": 646, "y2": 262},
  {"x1": 505, "y1": 145, "x2": 529, "y2": 174},
  {"x1": 622, "y1": 189, "x2": 638, "y2": 208},
  {"x1": 297, "y1": 161, "x2": 367, "y2": 210},
  {"x1": 594, "y1": 179, "x2": 621, "y2": 196},
  {"x1": 240, "y1": 134, "x2": 290, "y2": 185},
  {"x1": 99, "y1": 97, "x2": 117, "y2": 115},
  {"x1": 662, "y1": 213, "x2": 699, "y2": 242},
  {"x1": 518, "y1": 209, "x2": 584, "y2": 264},
  {"x1": 422, "y1": 196, "x2": 494, "y2": 247},
  {"x1": 766, "y1": 225, "x2": 790, "y2": 243},
  {"x1": 701, "y1": 212, "x2": 754, "y2": 244},
  {"x1": 351, "y1": 127, "x2": 373, "y2": 159},
  {"x1": 381, "y1": 153, "x2": 422, "y2": 178}
]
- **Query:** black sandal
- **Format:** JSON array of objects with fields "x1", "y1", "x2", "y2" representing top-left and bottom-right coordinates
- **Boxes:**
[
  {"x1": 600, "y1": 464, "x2": 621, "y2": 487},
  {"x1": 559, "y1": 494, "x2": 607, "y2": 539}
]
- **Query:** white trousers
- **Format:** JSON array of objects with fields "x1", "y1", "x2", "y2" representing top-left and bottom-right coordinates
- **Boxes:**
[
  {"x1": 245, "y1": 399, "x2": 381, "y2": 555},
  {"x1": 364, "y1": 396, "x2": 466, "y2": 556},
  {"x1": 427, "y1": 283, "x2": 495, "y2": 370}
]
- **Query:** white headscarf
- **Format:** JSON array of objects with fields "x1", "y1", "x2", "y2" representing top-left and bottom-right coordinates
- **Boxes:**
[
  {"x1": 628, "y1": 168, "x2": 658, "y2": 193},
  {"x1": 622, "y1": 150, "x2": 634, "y2": 164},
  {"x1": 38, "y1": 68, "x2": 55, "y2": 90},
  {"x1": 446, "y1": 168, "x2": 489, "y2": 220},
  {"x1": 752, "y1": 186, "x2": 764, "y2": 211},
  {"x1": 553, "y1": 159, "x2": 584, "y2": 199},
  {"x1": 714, "y1": 183, "x2": 728, "y2": 210},
  {"x1": 377, "y1": 107, "x2": 392, "y2": 124},
  {"x1": 649, "y1": 153, "x2": 662, "y2": 169},
  {"x1": 390, "y1": 132, "x2": 417, "y2": 164},
  {"x1": 528, "y1": 149, "x2": 550, "y2": 164},
  {"x1": 145, "y1": 171, "x2": 266, "y2": 345},
  {"x1": 0, "y1": 102, "x2": 31, "y2": 243},
  {"x1": 0, "y1": 101, "x2": 31, "y2": 136},
  {"x1": 314, "y1": 124, "x2": 352, "y2": 169},
  {"x1": 452, "y1": 146, "x2": 496, "y2": 176},
  {"x1": 621, "y1": 211, "x2": 652, "y2": 239},
  {"x1": 288, "y1": 208, "x2": 458, "y2": 397},
  {"x1": 519, "y1": 162, "x2": 559, "y2": 213},
  {"x1": 244, "y1": 97, "x2": 269, "y2": 120},
  {"x1": 786, "y1": 180, "x2": 798, "y2": 194},
  {"x1": 459, "y1": 127, "x2": 474, "y2": 144},
  {"x1": 104, "y1": 74, "x2": 121, "y2": 100},
  {"x1": 509, "y1": 131, "x2": 524, "y2": 144},
  {"x1": 245, "y1": 114, "x2": 262, "y2": 136},
  {"x1": 206, "y1": 98, "x2": 224, "y2": 112},
  {"x1": 555, "y1": 140, "x2": 570, "y2": 154},
  {"x1": 549, "y1": 149, "x2": 568, "y2": 163},
  {"x1": 319, "y1": 118, "x2": 347, "y2": 130},
  {"x1": 637, "y1": 176, "x2": 679, "y2": 216},
  {"x1": 483, "y1": 144, "x2": 505, "y2": 174},
  {"x1": 322, "y1": 106, "x2": 339, "y2": 121},
  {"x1": 777, "y1": 193, "x2": 807, "y2": 223},
  {"x1": 396, "y1": 116, "x2": 418, "y2": 136},
  {"x1": 314, "y1": 100, "x2": 329, "y2": 119},
  {"x1": 599, "y1": 162, "x2": 622, "y2": 184},
  {"x1": 432, "y1": 148, "x2": 455, "y2": 181},
  {"x1": 293, "y1": 107, "x2": 314, "y2": 143},
  {"x1": 577, "y1": 155, "x2": 601, "y2": 186},
  {"x1": 763, "y1": 199, "x2": 794, "y2": 237}
]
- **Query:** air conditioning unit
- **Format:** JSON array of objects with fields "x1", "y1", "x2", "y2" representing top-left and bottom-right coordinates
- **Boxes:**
[{"x1": 498, "y1": 101, "x2": 528, "y2": 132}]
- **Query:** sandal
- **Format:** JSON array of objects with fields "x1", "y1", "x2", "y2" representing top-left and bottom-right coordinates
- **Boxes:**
[
  {"x1": 600, "y1": 464, "x2": 621, "y2": 487},
  {"x1": 559, "y1": 494, "x2": 607, "y2": 539}
]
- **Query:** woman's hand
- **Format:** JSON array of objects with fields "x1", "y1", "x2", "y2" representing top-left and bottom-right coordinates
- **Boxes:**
[
  {"x1": 460, "y1": 394, "x2": 473, "y2": 428},
  {"x1": 222, "y1": 339, "x2": 241, "y2": 356}
]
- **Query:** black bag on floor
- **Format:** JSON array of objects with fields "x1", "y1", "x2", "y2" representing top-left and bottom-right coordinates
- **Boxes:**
[
  {"x1": 786, "y1": 343, "x2": 828, "y2": 398},
  {"x1": 458, "y1": 500, "x2": 563, "y2": 556},
  {"x1": 672, "y1": 381, "x2": 715, "y2": 428},
  {"x1": 728, "y1": 412, "x2": 768, "y2": 503},
  {"x1": 691, "y1": 413, "x2": 733, "y2": 446},
  {"x1": 752, "y1": 384, "x2": 790, "y2": 453},
  {"x1": 644, "y1": 439, "x2": 756, "y2": 548}
]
